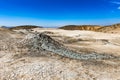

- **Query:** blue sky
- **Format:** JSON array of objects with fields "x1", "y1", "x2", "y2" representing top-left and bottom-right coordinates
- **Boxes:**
[{"x1": 0, "y1": 0, "x2": 120, "y2": 27}]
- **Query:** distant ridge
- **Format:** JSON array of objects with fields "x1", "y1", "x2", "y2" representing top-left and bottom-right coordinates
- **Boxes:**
[
  {"x1": 9, "y1": 25, "x2": 42, "y2": 30},
  {"x1": 59, "y1": 23, "x2": 120, "y2": 33},
  {"x1": 1, "y1": 23, "x2": 120, "y2": 33},
  {"x1": 96, "y1": 23, "x2": 120, "y2": 33},
  {"x1": 59, "y1": 25, "x2": 102, "y2": 31},
  {"x1": 0, "y1": 26, "x2": 10, "y2": 28}
]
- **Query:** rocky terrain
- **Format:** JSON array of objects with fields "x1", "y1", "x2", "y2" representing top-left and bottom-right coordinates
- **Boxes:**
[{"x1": 0, "y1": 27, "x2": 120, "y2": 80}]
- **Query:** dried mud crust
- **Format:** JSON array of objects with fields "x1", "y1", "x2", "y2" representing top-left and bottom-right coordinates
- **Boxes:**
[{"x1": 21, "y1": 33, "x2": 119, "y2": 60}]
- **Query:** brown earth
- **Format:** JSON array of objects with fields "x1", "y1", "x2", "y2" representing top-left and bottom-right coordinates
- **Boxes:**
[
  {"x1": 59, "y1": 23, "x2": 120, "y2": 34},
  {"x1": 0, "y1": 27, "x2": 120, "y2": 80},
  {"x1": 59, "y1": 25, "x2": 101, "y2": 31},
  {"x1": 97, "y1": 23, "x2": 120, "y2": 33}
]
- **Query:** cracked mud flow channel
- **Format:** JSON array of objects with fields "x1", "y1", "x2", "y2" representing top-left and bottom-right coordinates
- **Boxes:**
[{"x1": 24, "y1": 33, "x2": 119, "y2": 60}]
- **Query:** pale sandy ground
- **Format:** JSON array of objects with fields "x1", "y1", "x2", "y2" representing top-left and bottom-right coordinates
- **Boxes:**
[
  {"x1": 33, "y1": 28, "x2": 120, "y2": 38},
  {"x1": 0, "y1": 28, "x2": 120, "y2": 80},
  {"x1": 33, "y1": 28, "x2": 120, "y2": 55}
]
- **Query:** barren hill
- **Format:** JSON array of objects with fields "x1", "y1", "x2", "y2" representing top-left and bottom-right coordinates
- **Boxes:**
[
  {"x1": 59, "y1": 23, "x2": 120, "y2": 33},
  {"x1": 59, "y1": 25, "x2": 102, "y2": 31},
  {"x1": 9, "y1": 25, "x2": 42, "y2": 30},
  {"x1": 97, "y1": 23, "x2": 120, "y2": 33}
]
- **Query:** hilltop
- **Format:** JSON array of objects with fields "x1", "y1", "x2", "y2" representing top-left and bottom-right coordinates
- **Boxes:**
[{"x1": 9, "y1": 25, "x2": 42, "y2": 30}]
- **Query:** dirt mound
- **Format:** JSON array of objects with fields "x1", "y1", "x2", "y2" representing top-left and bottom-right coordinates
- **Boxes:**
[
  {"x1": 0, "y1": 29, "x2": 119, "y2": 60},
  {"x1": 0, "y1": 27, "x2": 9, "y2": 31},
  {"x1": 0, "y1": 28, "x2": 16, "y2": 39},
  {"x1": 0, "y1": 27, "x2": 25, "y2": 40},
  {"x1": 16, "y1": 32, "x2": 117, "y2": 60}
]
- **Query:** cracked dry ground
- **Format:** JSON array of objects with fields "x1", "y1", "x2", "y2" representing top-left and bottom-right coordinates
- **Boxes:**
[{"x1": 0, "y1": 28, "x2": 120, "y2": 80}]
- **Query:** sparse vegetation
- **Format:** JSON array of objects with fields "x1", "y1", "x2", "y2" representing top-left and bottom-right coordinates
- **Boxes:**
[{"x1": 9, "y1": 25, "x2": 42, "y2": 30}]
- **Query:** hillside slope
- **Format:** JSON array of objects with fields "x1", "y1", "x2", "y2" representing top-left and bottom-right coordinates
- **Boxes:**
[
  {"x1": 97, "y1": 23, "x2": 120, "y2": 33},
  {"x1": 59, "y1": 23, "x2": 120, "y2": 33},
  {"x1": 59, "y1": 25, "x2": 102, "y2": 31}
]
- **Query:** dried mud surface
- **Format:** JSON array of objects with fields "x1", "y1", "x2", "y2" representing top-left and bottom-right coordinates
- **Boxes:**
[{"x1": 0, "y1": 28, "x2": 120, "y2": 80}]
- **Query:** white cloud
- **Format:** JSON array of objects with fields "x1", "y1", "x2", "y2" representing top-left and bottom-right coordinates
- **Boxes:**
[
  {"x1": 110, "y1": 1, "x2": 120, "y2": 10},
  {"x1": 111, "y1": 1, "x2": 120, "y2": 4},
  {"x1": 118, "y1": 6, "x2": 120, "y2": 9}
]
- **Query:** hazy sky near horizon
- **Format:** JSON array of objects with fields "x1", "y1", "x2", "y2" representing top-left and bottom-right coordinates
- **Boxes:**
[{"x1": 0, "y1": 0, "x2": 120, "y2": 27}]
